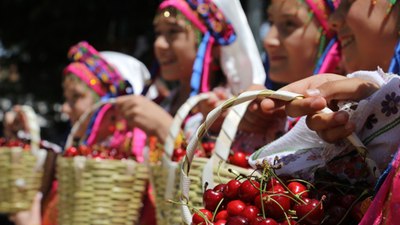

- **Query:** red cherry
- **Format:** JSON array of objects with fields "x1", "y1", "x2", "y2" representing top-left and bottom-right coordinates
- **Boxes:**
[
  {"x1": 203, "y1": 189, "x2": 224, "y2": 211},
  {"x1": 226, "y1": 215, "x2": 249, "y2": 225},
  {"x1": 64, "y1": 146, "x2": 78, "y2": 157},
  {"x1": 294, "y1": 198, "x2": 324, "y2": 225},
  {"x1": 227, "y1": 200, "x2": 246, "y2": 216},
  {"x1": 229, "y1": 152, "x2": 250, "y2": 168},
  {"x1": 287, "y1": 181, "x2": 309, "y2": 199},
  {"x1": 238, "y1": 180, "x2": 260, "y2": 202},
  {"x1": 240, "y1": 205, "x2": 259, "y2": 222},
  {"x1": 202, "y1": 142, "x2": 215, "y2": 153},
  {"x1": 266, "y1": 178, "x2": 281, "y2": 190},
  {"x1": 78, "y1": 145, "x2": 91, "y2": 156},
  {"x1": 192, "y1": 208, "x2": 212, "y2": 225},
  {"x1": 172, "y1": 147, "x2": 186, "y2": 161},
  {"x1": 215, "y1": 210, "x2": 229, "y2": 221},
  {"x1": 279, "y1": 219, "x2": 298, "y2": 225},
  {"x1": 214, "y1": 183, "x2": 226, "y2": 193},
  {"x1": 255, "y1": 193, "x2": 291, "y2": 220},
  {"x1": 223, "y1": 180, "x2": 241, "y2": 199},
  {"x1": 251, "y1": 217, "x2": 279, "y2": 225},
  {"x1": 215, "y1": 220, "x2": 227, "y2": 225}
]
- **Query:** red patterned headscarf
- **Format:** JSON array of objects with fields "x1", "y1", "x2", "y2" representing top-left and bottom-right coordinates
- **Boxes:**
[
  {"x1": 304, "y1": 0, "x2": 341, "y2": 74},
  {"x1": 63, "y1": 41, "x2": 134, "y2": 98},
  {"x1": 157, "y1": 0, "x2": 236, "y2": 96}
]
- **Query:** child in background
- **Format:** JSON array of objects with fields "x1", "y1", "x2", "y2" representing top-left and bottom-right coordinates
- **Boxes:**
[
  {"x1": 40, "y1": 41, "x2": 156, "y2": 225},
  {"x1": 115, "y1": 0, "x2": 267, "y2": 145}
]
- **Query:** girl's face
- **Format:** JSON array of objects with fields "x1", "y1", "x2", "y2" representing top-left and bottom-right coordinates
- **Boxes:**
[
  {"x1": 62, "y1": 76, "x2": 97, "y2": 124},
  {"x1": 330, "y1": 0, "x2": 399, "y2": 72},
  {"x1": 154, "y1": 12, "x2": 198, "y2": 83},
  {"x1": 264, "y1": 0, "x2": 320, "y2": 84}
]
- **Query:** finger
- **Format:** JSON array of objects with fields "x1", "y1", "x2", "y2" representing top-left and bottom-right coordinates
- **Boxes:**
[
  {"x1": 285, "y1": 96, "x2": 327, "y2": 117},
  {"x1": 30, "y1": 192, "x2": 43, "y2": 221},
  {"x1": 260, "y1": 98, "x2": 286, "y2": 113},
  {"x1": 305, "y1": 111, "x2": 351, "y2": 132},
  {"x1": 316, "y1": 78, "x2": 379, "y2": 102},
  {"x1": 317, "y1": 123, "x2": 355, "y2": 143},
  {"x1": 279, "y1": 73, "x2": 346, "y2": 93}
]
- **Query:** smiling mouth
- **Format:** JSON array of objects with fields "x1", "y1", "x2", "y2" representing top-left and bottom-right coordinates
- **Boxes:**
[
  {"x1": 340, "y1": 36, "x2": 355, "y2": 49},
  {"x1": 160, "y1": 60, "x2": 175, "y2": 66}
]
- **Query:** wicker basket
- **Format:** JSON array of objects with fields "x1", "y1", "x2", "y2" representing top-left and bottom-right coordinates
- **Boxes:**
[
  {"x1": 0, "y1": 105, "x2": 46, "y2": 213},
  {"x1": 148, "y1": 93, "x2": 212, "y2": 225},
  {"x1": 56, "y1": 100, "x2": 148, "y2": 225},
  {"x1": 179, "y1": 89, "x2": 367, "y2": 224}
]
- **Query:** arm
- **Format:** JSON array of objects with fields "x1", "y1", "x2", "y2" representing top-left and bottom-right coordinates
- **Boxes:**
[{"x1": 115, "y1": 95, "x2": 173, "y2": 144}]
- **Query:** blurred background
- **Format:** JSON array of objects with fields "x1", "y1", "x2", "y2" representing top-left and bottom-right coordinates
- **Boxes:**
[{"x1": 0, "y1": 0, "x2": 267, "y2": 147}]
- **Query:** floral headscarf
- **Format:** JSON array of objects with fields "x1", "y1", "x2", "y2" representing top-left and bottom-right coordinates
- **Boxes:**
[
  {"x1": 157, "y1": 0, "x2": 236, "y2": 96},
  {"x1": 303, "y1": 0, "x2": 341, "y2": 74},
  {"x1": 64, "y1": 41, "x2": 134, "y2": 99}
]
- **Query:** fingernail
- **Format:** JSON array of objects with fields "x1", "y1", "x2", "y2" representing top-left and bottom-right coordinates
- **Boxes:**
[
  {"x1": 306, "y1": 89, "x2": 321, "y2": 97},
  {"x1": 334, "y1": 111, "x2": 348, "y2": 123}
]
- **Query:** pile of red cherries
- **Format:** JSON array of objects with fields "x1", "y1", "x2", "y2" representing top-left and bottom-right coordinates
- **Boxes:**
[
  {"x1": 0, "y1": 137, "x2": 30, "y2": 150},
  {"x1": 64, "y1": 145, "x2": 131, "y2": 160},
  {"x1": 193, "y1": 172, "x2": 369, "y2": 225}
]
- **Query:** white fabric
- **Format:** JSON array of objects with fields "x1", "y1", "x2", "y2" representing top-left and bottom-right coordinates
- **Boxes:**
[
  {"x1": 213, "y1": 0, "x2": 266, "y2": 95},
  {"x1": 249, "y1": 69, "x2": 400, "y2": 183},
  {"x1": 100, "y1": 51, "x2": 158, "y2": 98}
]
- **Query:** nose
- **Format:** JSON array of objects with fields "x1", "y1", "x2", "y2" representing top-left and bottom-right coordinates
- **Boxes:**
[
  {"x1": 154, "y1": 35, "x2": 169, "y2": 50},
  {"x1": 263, "y1": 25, "x2": 280, "y2": 51},
  {"x1": 61, "y1": 102, "x2": 71, "y2": 116}
]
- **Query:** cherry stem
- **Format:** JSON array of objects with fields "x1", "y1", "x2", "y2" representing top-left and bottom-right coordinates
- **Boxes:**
[
  {"x1": 336, "y1": 189, "x2": 370, "y2": 225},
  {"x1": 269, "y1": 172, "x2": 307, "y2": 205},
  {"x1": 212, "y1": 198, "x2": 225, "y2": 222},
  {"x1": 192, "y1": 207, "x2": 213, "y2": 225},
  {"x1": 287, "y1": 178, "x2": 315, "y2": 189},
  {"x1": 296, "y1": 195, "x2": 326, "y2": 224},
  {"x1": 263, "y1": 194, "x2": 290, "y2": 223},
  {"x1": 259, "y1": 163, "x2": 270, "y2": 218}
]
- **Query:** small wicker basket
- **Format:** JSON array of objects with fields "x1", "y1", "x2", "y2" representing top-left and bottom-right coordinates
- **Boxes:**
[
  {"x1": 148, "y1": 93, "x2": 212, "y2": 225},
  {"x1": 56, "y1": 100, "x2": 148, "y2": 225},
  {"x1": 179, "y1": 89, "x2": 367, "y2": 224},
  {"x1": 0, "y1": 105, "x2": 46, "y2": 213}
]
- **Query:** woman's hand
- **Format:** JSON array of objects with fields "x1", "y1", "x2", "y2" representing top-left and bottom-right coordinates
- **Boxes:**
[
  {"x1": 9, "y1": 192, "x2": 42, "y2": 225},
  {"x1": 3, "y1": 105, "x2": 29, "y2": 139},
  {"x1": 260, "y1": 74, "x2": 380, "y2": 143},
  {"x1": 115, "y1": 95, "x2": 173, "y2": 144},
  {"x1": 239, "y1": 84, "x2": 286, "y2": 134}
]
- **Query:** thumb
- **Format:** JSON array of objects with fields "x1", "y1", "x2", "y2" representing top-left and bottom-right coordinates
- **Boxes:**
[{"x1": 30, "y1": 192, "x2": 43, "y2": 221}]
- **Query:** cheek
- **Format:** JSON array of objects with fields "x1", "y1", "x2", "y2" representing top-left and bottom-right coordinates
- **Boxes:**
[{"x1": 287, "y1": 30, "x2": 318, "y2": 67}]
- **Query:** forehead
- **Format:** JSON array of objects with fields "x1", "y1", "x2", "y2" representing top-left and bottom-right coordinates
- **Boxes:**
[
  {"x1": 267, "y1": 0, "x2": 309, "y2": 18},
  {"x1": 154, "y1": 8, "x2": 188, "y2": 27}
]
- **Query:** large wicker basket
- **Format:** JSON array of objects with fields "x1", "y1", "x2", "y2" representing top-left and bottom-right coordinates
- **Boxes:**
[
  {"x1": 0, "y1": 105, "x2": 46, "y2": 213},
  {"x1": 56, "y1": 100, "x2": 148, "y2": 225},
  {"x1": 148, "y1": 93, "x2": 212, "y2": 225},
  {"x1": 179, "y1": 89, "x2": 367, "y2": 224}
]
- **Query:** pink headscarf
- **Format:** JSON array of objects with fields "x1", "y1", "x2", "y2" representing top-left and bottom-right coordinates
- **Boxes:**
[
  {"x1": 304, "y1": 0, "x2": 341, "y2": 74},
  {"x1": 157, "y1": 0, "x2": 236, "y2": 96}
]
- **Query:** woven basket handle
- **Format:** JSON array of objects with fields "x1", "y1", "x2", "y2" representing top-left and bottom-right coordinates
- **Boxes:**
[
  {"x1": 18, "y1": 105, "x2": 41, "y2": 153},
  {"x1": 201, "y1": 101, "x2": 249, "y2": 189},
  {"x1": 65, "y1": 99, "x2": 116, "y2": 149},
  {"x1": 163, "y1": 92, "x2": 214, "y2": 159},
  {"x1": 180, "y1": 89, "x2": 367, "y2": 224}
]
